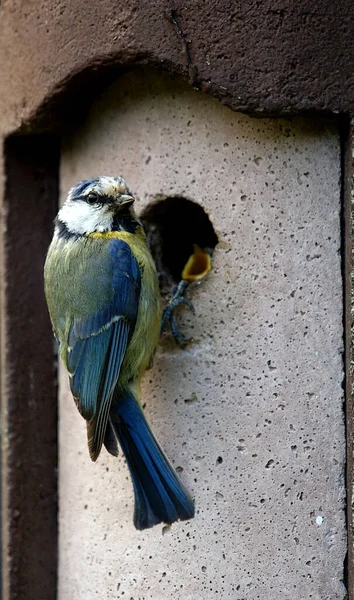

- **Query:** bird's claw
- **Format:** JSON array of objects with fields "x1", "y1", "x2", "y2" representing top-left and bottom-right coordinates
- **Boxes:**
[
  {"x1": 161, "y1": 280, "x2": 195, "y2": 345},
  {"x1": 169, "y1": 314, "x2": 192, "y2": 346}
]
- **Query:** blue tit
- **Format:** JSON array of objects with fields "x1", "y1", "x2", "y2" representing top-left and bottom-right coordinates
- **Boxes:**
[{"x1": 44, "y1": 176, "x2": 194, "y2": 530}]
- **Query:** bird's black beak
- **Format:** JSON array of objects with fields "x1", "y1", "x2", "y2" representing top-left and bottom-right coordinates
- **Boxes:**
[{"x1": 116, "y1": 195, "x2": 135, "y2": 211}]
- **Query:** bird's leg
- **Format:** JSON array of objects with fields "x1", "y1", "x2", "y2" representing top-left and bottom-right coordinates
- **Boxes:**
[{"x1": 161, "y1": 279, "x2": 195, "y2": 345}]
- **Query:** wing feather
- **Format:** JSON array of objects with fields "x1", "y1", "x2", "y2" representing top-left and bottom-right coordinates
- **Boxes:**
[
  {"x1": 65, "y1": 239, "x2": 141, "y2": 459},
  {"x1": 88, "y1": 319, "x2": 130, "y2": 460}
]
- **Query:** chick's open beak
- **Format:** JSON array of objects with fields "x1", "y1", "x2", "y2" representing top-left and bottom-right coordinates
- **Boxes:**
[{"x1": 182, "y1": 244, "x2": 211, "y2": 283}]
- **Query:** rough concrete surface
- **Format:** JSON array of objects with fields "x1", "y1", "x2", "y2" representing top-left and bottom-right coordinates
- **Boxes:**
[
  {"x1": 1, "y1": 0, "x2": 354, "y2": 135},
  {"x1": 58, "y1": 70, "x2": 346, "y2": 599}
]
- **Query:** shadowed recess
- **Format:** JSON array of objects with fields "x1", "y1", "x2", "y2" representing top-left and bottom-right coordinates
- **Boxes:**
[
  {"x1": 140, "y1": 196, "x2": 218, "y2": 292},
  {"x1": 2, "y1": 134, "x2": 59, "y2": 600}
]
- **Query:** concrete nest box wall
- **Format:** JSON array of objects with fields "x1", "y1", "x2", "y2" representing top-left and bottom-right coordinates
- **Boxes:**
[{"x1": 56, "y1": 69, "x2": 346, "y2": 599}]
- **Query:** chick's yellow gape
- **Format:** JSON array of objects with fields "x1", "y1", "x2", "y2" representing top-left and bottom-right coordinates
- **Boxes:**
[{"x1": 44, "y1": 176, "x2": 194, "y2": 530}]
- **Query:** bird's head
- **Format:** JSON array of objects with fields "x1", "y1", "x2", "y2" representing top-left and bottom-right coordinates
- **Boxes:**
[{"x1": 57, "y1": 176, "x2": 137, "y2": 235}]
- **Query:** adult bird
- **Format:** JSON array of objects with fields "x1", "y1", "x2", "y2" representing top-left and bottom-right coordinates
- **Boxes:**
[{"x1": 44, "y1": 176, "x2": 195, "y2": 530}]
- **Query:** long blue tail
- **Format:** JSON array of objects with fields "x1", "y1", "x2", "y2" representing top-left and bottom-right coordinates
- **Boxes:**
[{"x1": 109, "y1": 386, "x2": 195, "y2": 530}]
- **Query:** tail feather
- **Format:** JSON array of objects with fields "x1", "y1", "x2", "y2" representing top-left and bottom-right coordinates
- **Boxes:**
[
  {"x1": 103, "y1": 421, "x2": 119, "y2": 457},
  {"x1": 109, "y1": 387, "x2": 195, "y2": 530}
]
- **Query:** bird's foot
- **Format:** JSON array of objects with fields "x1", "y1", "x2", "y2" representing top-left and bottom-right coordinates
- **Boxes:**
[{"x1": 161, "y1": 280, "x2": 195, "y2": 346}]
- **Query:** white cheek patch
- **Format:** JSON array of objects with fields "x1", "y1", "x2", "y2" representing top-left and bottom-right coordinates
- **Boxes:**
[{"x1": 58, "y1": 200, "x2": 113, "y2": 234}]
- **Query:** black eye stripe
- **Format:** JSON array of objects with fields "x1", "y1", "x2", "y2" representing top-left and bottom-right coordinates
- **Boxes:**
[{"x1": 74, "y1": 193, "x2": 112, "y2": 205}]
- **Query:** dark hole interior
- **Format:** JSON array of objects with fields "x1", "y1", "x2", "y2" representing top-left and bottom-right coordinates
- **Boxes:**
[{"x1": 140, "y1": 196, "x2": 218, "y2": 293}]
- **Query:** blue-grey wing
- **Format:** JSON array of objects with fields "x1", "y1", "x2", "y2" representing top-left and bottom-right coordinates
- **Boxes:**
[{"x1": 67, "y1": 238, "x2": 141, "y2": 460}]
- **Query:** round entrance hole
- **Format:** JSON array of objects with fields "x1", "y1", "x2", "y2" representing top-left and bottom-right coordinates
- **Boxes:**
[{"x1": 140, "y1": 196, "x2": 219, "y2": 294}]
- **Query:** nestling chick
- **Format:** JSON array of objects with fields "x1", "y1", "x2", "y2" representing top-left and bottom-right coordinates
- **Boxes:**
[{"x1": 44, "y1": 176, "x2": 194, "y2": 529}]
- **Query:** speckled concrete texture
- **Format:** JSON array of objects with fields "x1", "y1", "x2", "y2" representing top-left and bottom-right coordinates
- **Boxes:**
[
  {"x1": 59, "y1": 70, "x2": 346, "y2": 599},
  {"x1": 1, "y1": 0, "x2": 354, "y2": 133}
]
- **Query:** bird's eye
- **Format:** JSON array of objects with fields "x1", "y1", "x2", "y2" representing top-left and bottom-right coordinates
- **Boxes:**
[{"x1": 86, "y1": 192, "x2": 99, "y2": 204}]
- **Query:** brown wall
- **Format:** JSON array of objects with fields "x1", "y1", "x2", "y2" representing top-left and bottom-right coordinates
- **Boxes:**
[{"x1": 0, "y1": 0, "x2": 354, "y2": 134}]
